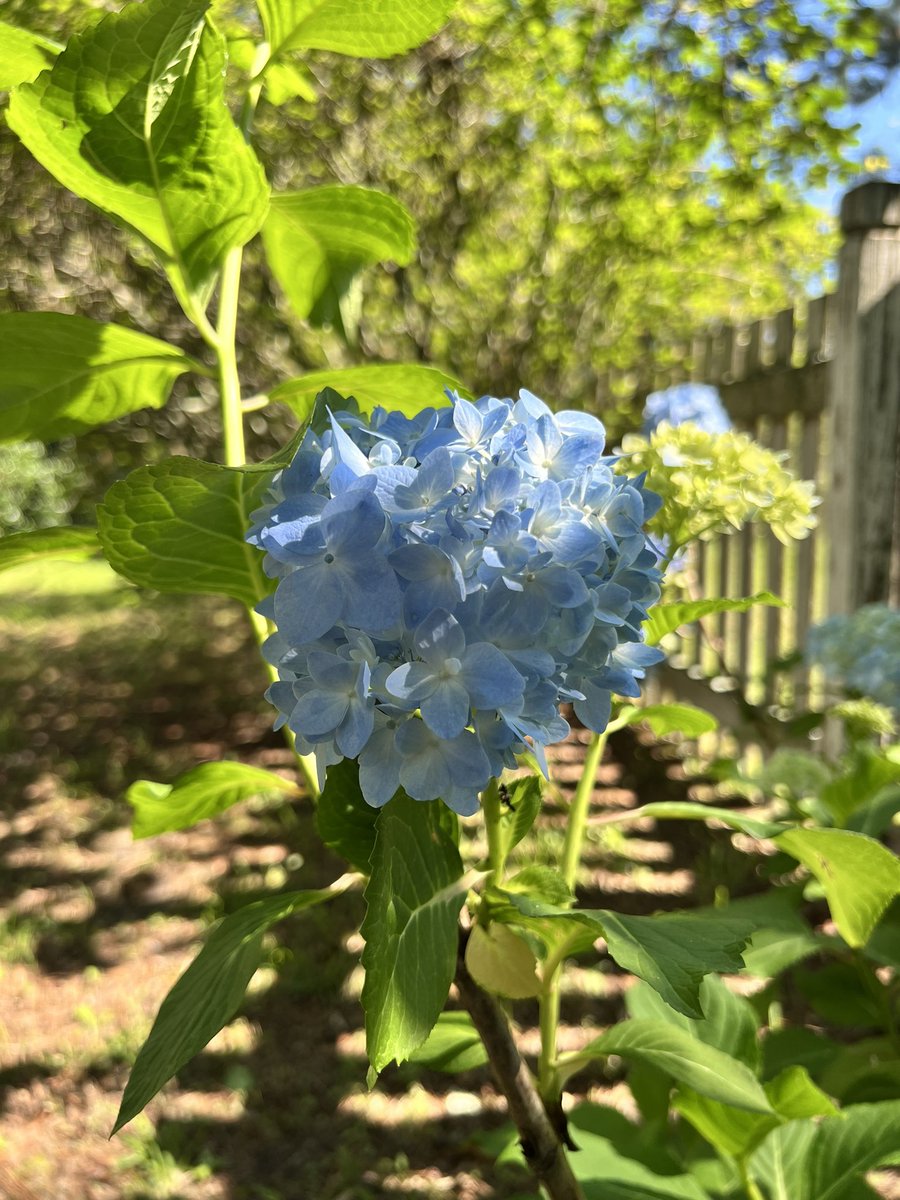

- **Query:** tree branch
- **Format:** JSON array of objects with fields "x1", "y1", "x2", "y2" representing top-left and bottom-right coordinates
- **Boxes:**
[{"x1": 454, "y1": 933, "x2": 586, "y2": 1200}]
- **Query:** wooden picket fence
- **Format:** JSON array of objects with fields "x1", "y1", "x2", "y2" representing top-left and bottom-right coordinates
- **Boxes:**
[{"x1": 604, "y1": 182, "x2": 900, "y2": 739}]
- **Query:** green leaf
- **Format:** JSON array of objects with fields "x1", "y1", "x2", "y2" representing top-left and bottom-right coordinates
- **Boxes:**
[
  {"x1": 270, "y1": 364, "x2": 468, "y2": 424},
  {"x1": 257, "y1": 0, "x2": 453, "y2": 64},
  {"x1": 617, "y1": 703, "x2": 719, "y2": 737},
  {"x1": 8, "y1": 0, "x2": 269, "y2": 302},
  {"x1": 644, "y1": 592, "x2": 783, "y2": 645},
  {"x1": 407, "y1": 1011, "x2": 488, "y2": 1073},
  {"x1": 0, "y1": 20, "x2": 59, "y2": 90},
  {"x1": 316, "y1": 759, "x2": 380, "y2": 874},
  {"x1": 596, "y1": 910, "x2": 752, "y2": 1018},
  {"x1": 626, "y1": 975, "x2": 761, "y2": 1070},
  {"x1": 0, "y1": 314, "x2": 196, "y2": 443},
  {"x1": 717, "y1": 890, "x2": 822, "y2": 978},
  {"x1": 633, "y1": 801, "x2": 788, "y2": 840},
  {"x1": 113, "y1": 885, "x2": 342, "y2": 1132},
  {"x1": 263, "y1": 186, "x2": 415, "y2": 331},
  {"x1": 775, "y1": 827, "x2": 900, "y2": 947},
  {"x1": 97, "y1": 458, "x2": 270, "y2": 605},
  {"x1": 361, "y1": 793, "x2": 466, "y2": 1077},
  {"x1": 465, "y1": 922, "x2": 541, "y2": 999},
  {"x1": 567, "y1": 1108, "x2": 713, "y2": 1198},
  {"x1": 569, "y1": 1020, "x2": 773, "y2": 1113},
  {"x1": 494, "y1": 891, "x2": 751, "y2": 1017},
  {"x1": 750, "y1": 1101, "x2": 900, "y2": 1200},
  {"x1": 127, "y1": 762, "x2": 297, "y2": 839},
  {"x1": 0, "y1": 526, "x2": 98, "y2": 574},
  {"x1": 498, "y1": 775, "x2": 544, "y2": 856},
  {"x1": 820, "y1": 749, "x2": 900, "y2": 828}
]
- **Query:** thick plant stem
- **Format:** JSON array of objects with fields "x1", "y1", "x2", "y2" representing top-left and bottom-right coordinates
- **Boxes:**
[
  {"x1": 455, "y1": 934, "x2": 586, "y2": 1200},
  {"x1": 482, "y1": 776, "x2": 506, "y2": 886},
  {"x1": 216, "y1": 245, "x2": 246, "y2": 470}
]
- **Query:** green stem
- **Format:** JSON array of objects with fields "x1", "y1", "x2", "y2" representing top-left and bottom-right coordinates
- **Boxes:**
[
  {"x1": 562, "y1": 727, "x2": 609, "y2": 891},
  {"x1": 739, "y1": 1160, "x2": 765, "y2": 1200},
  {"x1": 216, "y1": 246, "x2": 246, "y2": 469}
]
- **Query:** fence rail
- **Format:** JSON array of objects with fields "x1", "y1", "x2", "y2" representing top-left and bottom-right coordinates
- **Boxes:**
[{"x1": 624, "y1": 182, "x2": 900, "y2": 729}]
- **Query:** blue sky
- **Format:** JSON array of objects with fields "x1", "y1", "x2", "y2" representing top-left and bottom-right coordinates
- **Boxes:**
[{"x1": 818, "y1": 69, "x2": 900, "y2": 211}]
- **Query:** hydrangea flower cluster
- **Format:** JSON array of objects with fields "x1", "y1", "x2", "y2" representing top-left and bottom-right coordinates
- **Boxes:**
[
  {"x1": 618, "y1": 423, "x2": 818, "y2": 552},
  {"x1": 247, "y1": 390, "x2": 664, "y2": 815},
  {"x1": 642, "y1": 383, "x2": 732, "y2": 436},
  {"x1": 806, "y1": 605, "x2": 900, "y2": 714}
]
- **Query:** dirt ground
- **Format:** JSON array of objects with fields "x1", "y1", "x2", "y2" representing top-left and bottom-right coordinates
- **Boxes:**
[{"x1": 0, "y1": 567, "x2": 896, "y2": 1200}]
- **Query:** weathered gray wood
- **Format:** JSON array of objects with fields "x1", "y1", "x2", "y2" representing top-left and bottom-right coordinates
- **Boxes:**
[
  {"x1": 793, "y1": 414, "x2": 821, "y2": 700},
  {"x1": 805, "y1": 295, "x2": 828, "y2": 363},
  {"x1": 719, "y1": 361, "x2": 828, "y2": 422},
  {"x1": 827, "y1": 181, "x2": 900, "y2": 610},
  {"x1": 774, "y1": 309, "x2": 795, "y2": 368},
  {"x1": 765, "y1": 421, "x2": 788, "y2": 703}
]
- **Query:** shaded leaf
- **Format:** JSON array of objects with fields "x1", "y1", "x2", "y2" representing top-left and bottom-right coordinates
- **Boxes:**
[
  {"x1": 97, "y1": 458, "x2": 270, "y2": 606},
  {"x1": 361, "y1": 794, "x2": 466, "y2": 1076},
  {"x1": 644, "y1": 593, "x2": 783, "y2": 646},
  {"x1": 316, "y1": 758, "x2": 380, "y2": 874},
  {"x1": 0, "y1": 313, "x2": 196, "y2": 443},
  {"x1": 407, "y1": 1011, "x2": 487, "y2": 1073},
  {"x1": 626, "y1": 976, "x2": 761, "y2": 1070},
  {"x1": 499, "y1": 775, "x2": 544, "y2": 856},
  {"x1": 270, "y1": 363, "x2": 468, "y2": 424},
  {"x1": 114, "y1": 885, "x2": 343, "y2": 1131},
  {"x1": 0, "y1": 526, "x2": 98, "y2": 574},
  {"x1": 776, "y1": 827, "x2": 900, "y2": 948},
  {"x1": 127, "y1": 762, "x2": 296, "y2": 839},
  {"x1": 8, "y1": 0, "x2": 268, "y2": 301},
  {"x1": 465, "y1": 922, "x2": 540, "y2": 999}
]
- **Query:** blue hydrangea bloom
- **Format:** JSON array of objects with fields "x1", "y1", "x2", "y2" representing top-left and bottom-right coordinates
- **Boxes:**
[
  {"x1": 805, "y1": 605, "x2": 900, "y2": 714},
  {"x1": 642, "y1": 383, "x2": 732, "y2": 436},
  {"x1": 248, "y1": 389, "x2": 664, "y2": 815}
]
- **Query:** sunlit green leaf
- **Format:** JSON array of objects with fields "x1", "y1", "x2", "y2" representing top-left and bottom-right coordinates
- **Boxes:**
[
  {"x1": 270, "y1": 364, "x2": 468, "y2": 424},
  {"x1": 644, "y1": 593, "x2": 783, "y2": 645},
  {"x1": 257, "y1": 0, "x2": 453, "y2": 63},
  {"x1": 465, "y1": 922, "x2": 540, "y2": 999},
  {"x1": 0, "y1": 526, "x2": 98, "y2": 574},
  {"x1": 127, "y1": 762, "x2": 297, "y2": 839},
  {"x1": 97, "y1": 458, "x2": 270, "y2": 606},
  {"x1": 0, "y1": 20, "x2": 59, "y2": 90},
  {"x1": 8, "y1": 0, "x2": 269, "y2": 301},
  {"x1": 617, "y1": 702, "x2": 718, "y2": 737},
  {"x1": 0, "y1": 314, "x2": 197, "y2": 443}
]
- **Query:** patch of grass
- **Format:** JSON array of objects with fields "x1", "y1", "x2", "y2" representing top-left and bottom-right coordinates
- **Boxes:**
[
  {"x1": 0, "y1": 913, "x2": 47, "y2": 964},
  {"x1": 117, "y1": 1116, "x2": 216, "y2": 1200}
]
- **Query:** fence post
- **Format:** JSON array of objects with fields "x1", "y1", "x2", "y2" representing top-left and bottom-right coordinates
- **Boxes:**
[{"x1": 827, "y1": 181, "x2": 900, "y2": 614}]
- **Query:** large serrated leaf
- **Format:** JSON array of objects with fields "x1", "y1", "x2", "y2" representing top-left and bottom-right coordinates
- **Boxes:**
[
  {"x1": 127, "y1": 762, "x2": 297, "y2": 839},
  {"x1": 270, "y1": 363, "x2": 467, "y2": 424},
  {"x1": 0, "y1": 526, "x2": 99, "y2": 574},
  {"x1": 97, "y1": 457, "x2": 271, "y2": 605},
  {"x1": 361, "y1": 794, "x2": 466, "y2": 1077},
  {"x1": 644, "y1": 592, "x2": 783, "y2": 645},
  {"x1": 263, "y1": 186, "x2": 415, "y2": 328},
  {"x1": 8, "y1": 0, "x2": 268, "y2": 301},
  {"x1": 570, "y1": 1020, "x2": 773, "y2": 1113},
  {"x1": 257, "y1": 0, "x2": 453, "y2": 63},
  {"x1": 0, "y1": 20, "x2": 59, "y2": 89},
  {"x1": 316, "y1": 759, "x2": 379, "y2": 874},
  {"x1": 407, "y1": 1011, "x2": 488, "y2": 1073},
  {"x1": 0, "y1": 314, "x2": 196, "y2": 443},
  {"x1": 113, "y1": 885, "x2": 342, "y2": 1132},
  {"x1": 750, "y1": 1101, "x2": 900, "y2": 1200},
  {"x1": 776, "y1": 827, "x2": 900, "y2": 948}
]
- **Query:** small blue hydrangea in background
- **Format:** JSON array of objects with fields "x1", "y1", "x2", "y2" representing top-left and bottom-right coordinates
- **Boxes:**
[
  {"x1": 642, "y1": 383, "x2": 732, "y2": 436},
  {"x1": 806, "y1": 604, "x2": 900, "y2": 714},
  {"x1": 248, "y1": 389, "x2": 664, "y2": 815}
]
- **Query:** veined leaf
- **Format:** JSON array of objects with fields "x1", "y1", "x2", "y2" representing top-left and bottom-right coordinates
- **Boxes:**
[
  {"x1": 776, "y1": 827, "x2": 900, "y2": 948},
  {"x1": 8, "y1": 0, "x2": 269, "y2": 302},
  {"x1": 113, "y1": 883, "x2": 348, "y2": 1132},
  {"x1": 644, "y1": 592, "x2": 783, "y2": 645},
  {"x1": 263, "y1": 186, "x2": 415, "y2": 330},
  {"x1": 0, "y1": 20, "x2": 59, "y2": 89},
  {"x1": 257, "y1": 0, "x2": 453, "y2": 64},
  {"x1": 97, "y1": 457, "x2": 271, "y2": 606},
  {"x1": 270, "y1": 363, "x2": 467, "y2": 424},
  {"x1": 626, "y1": 977, "x2": 761, "y2": 1071},
  {"x1": 127, "y1": 762, "x2": 297, "y2": 839},
  {"x1": 498, "y1": 775, "x2": 543, "y2": 857},
  {"x1": 465, "y1": 922, "x2": 541, "y2": 999},
  {"x1": 0, "y1": 526, "x2": 98, "y2": 574},
  {"x1": 316, "y1": 758, "x2": 380, "y2": 874},
  {"x1": 750, "y1": 1101, "x2": 900, "y2": 1200},
  {"x1": 568, "y1": 1020, "x2": 773, "y2": 1113},
  {"x1": 0, "y1": 313, "x2": 196, "y2": 443},
  {"x1": 361, "y1": 794, "x2": 466, "y2": 1077}
]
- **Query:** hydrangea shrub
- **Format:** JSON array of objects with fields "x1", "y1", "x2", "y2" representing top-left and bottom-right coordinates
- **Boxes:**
[{"x1": 642, "y1": 382, "x2": 732, "y2": 435}]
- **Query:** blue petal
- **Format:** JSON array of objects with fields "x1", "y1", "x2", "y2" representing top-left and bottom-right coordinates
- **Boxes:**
[
  {"x1": 421, "y1": 679, "x2": 470, "y2": 738},
  {"x1": 461, "y1": 644, "x2": 525, "y2": 709},
  {"x1": 273, "y1": 564, "x2": 343, "y2": 644}
]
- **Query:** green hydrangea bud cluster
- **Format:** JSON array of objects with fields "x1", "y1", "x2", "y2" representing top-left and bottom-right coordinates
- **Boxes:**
[{"x1": 617, "y1": 422, "x2": 819, "y2": 552}]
